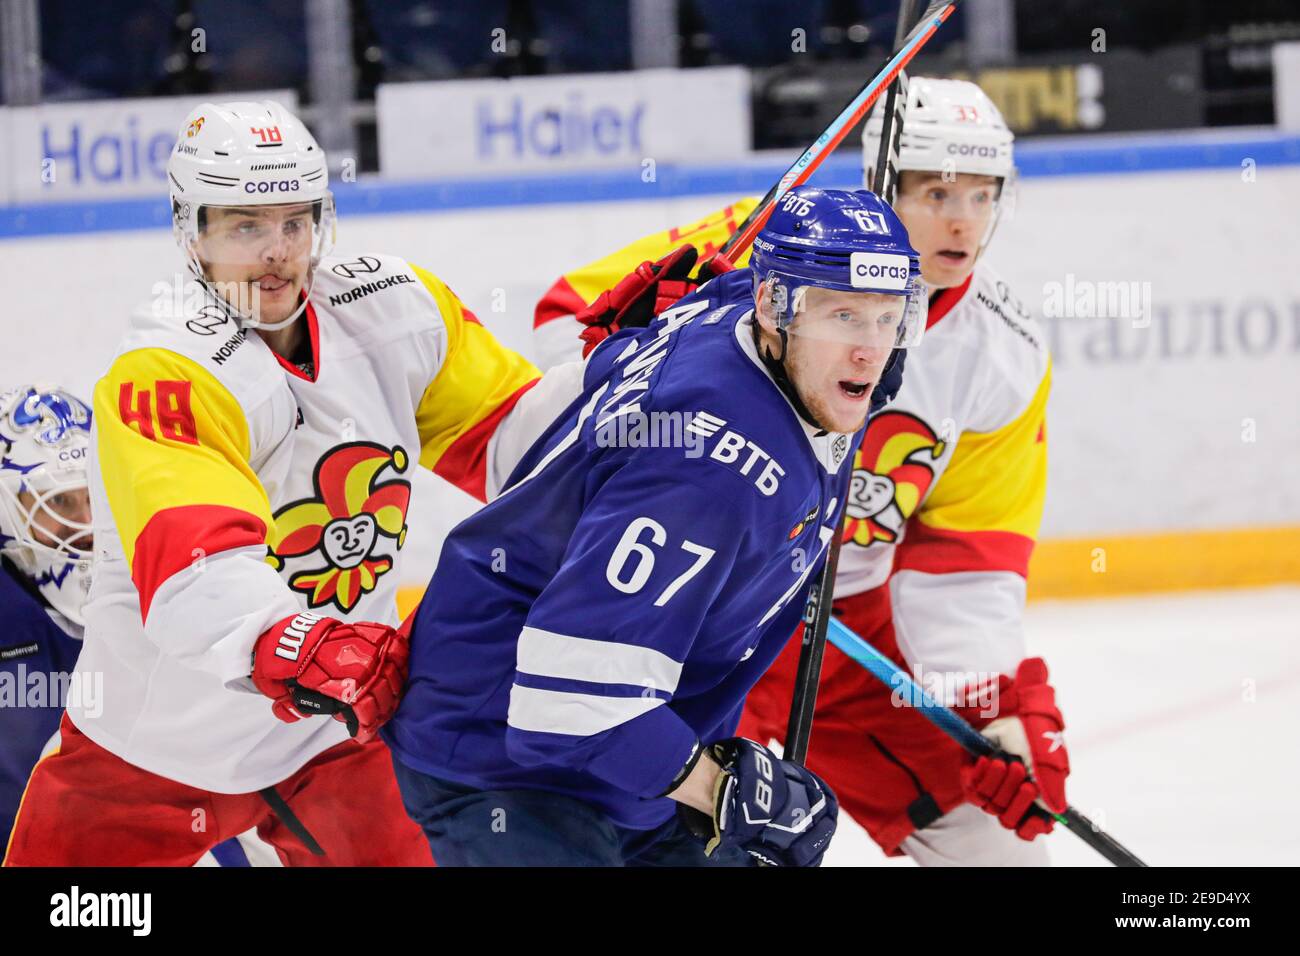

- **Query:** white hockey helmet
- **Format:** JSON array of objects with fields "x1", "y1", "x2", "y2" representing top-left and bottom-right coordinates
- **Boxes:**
[
  {"x1": 863, "y1": 77, "x2": 1017, "y2": 248},
  {"x1": 0, "y1": 385, "x2": 94, "y2": 627},
  {"x1": 168, "y1": 100, "x2": 336, "y2": 330},
  {"x1": 863, "y1": 76, "x2": 1016, "y2": 180}
]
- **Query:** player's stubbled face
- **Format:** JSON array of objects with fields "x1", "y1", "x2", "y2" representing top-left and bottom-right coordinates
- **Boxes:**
[
  {"x1": 197, "y1": 204, "x2": 314, "y2": 326},
  {"x1": 894, "y1": 172, "x2": 1000, "y2": 289},
  {"x1": 780, "y1": 287, "x2": 900, "y2": 435}
]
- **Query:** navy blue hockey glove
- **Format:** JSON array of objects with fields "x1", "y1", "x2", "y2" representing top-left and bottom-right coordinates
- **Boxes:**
[{"x1": 682, "y1": 737, "x2": 838, "y2": 867}]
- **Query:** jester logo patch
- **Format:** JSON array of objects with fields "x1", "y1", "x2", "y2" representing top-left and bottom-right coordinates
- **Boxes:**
[
  {"x1": 269, "y1": 442, "x2": 411, "y2": 612},
  {"x1": 842, "y1": 412, "x2": 946, "y2": 548}
]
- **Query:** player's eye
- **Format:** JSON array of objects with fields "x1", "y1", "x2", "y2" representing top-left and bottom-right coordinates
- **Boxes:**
[
  {"x1": 878, "y1": 313, "x2": 901, "y2": 327},
  {"x1": 927, "y1": 188, "x2": 947, "y2": 203}
]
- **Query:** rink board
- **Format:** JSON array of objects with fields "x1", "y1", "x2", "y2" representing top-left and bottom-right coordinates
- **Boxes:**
[{"x1": 1, "y1": 130, "x2": 1297, "y2": 600}]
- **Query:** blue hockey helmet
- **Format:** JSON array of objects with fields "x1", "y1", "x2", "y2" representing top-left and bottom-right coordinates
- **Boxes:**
[{"x1": 752, "y1": 186, "x2": 927, "y2": 349}]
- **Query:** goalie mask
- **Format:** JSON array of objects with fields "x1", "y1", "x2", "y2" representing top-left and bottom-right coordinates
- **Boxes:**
[
  {"x1": 168, "y1": 100, "x2": 336, "y2": 331},
  {"x1": 0, "y1": 386, "x2": 94, "y2": 627}
]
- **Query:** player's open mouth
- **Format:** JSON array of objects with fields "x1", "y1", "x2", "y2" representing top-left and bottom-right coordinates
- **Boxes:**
[
  {"x1": 839, "y1": 380, "x2": 872, "y2": 400},
  {"x1": 937, "y1": 250, "x2": 969, "y2": 263}
]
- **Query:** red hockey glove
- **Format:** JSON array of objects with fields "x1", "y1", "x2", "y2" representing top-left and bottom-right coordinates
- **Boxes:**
[
  {"x1": 958, "y1": 657, "x2": 1069, "y2": 840},
  {"x1": 576, "y1": 245, "x2": 734, "y2": 357},
  {"x1": 251, "y1": 611, "x2": 409, "y2": 744}
]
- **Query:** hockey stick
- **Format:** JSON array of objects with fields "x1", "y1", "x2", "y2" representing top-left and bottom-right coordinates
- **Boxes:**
[
  {"x1": 827, "y1": 616, "x2": 1149, "y2": 867},
  {"x1": 259, "y1": 786, "x2": 326, "y2": 857},
  {"x1": 701, "y1": 0, "x2": 960, "y2": 280},
  {"x1": 783, "y1": 0, "x2": 930, "y2": 766},
  {"x1": 868, "y1": 0, "x2": 918, "y2": 204}
]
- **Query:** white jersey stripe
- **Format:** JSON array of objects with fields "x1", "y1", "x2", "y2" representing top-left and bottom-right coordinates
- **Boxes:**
[
  {"x1": 516, "y1": 625, "x2": 683, "y2": 693},
  {"x1": 507, "y1": 684, "x2": 664, "y2": 737}
]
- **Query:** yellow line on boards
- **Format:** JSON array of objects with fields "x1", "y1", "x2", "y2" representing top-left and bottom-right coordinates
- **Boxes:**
[{"x1": 1027, "y1": 525, "x2": 1300, "y2": 600}]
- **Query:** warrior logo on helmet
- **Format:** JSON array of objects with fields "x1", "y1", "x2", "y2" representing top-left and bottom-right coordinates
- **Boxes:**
[
  {"x1": 842, "y1": 411, "x2": 946, "y2": 548},
  {"x1": 269, "y1": 442, "x2": 411, "y2": 613}
]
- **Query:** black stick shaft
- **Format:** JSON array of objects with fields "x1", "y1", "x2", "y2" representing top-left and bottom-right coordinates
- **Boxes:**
[
  {"x1": 705, "y1": 0, "x2": 960, "y2": 275},
  {"x1": 1057, "y1": 807, "x2": 1147, "y2": 867},
  {"x1": 872, "y1": 0, "x2": 920, "y2": 198},
  {"x1": 259, "y1": 786, "x2": 326, "y2": 857},
  {"x1": 783, "y1": 539, "x2": 837, "y2": 765}
]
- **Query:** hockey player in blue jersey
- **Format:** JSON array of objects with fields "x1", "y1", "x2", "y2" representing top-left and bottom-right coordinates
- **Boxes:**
[
  {"x1": 384, "y1": 186, "x2": 928, "y2": 866},
  {"x1": 0, "y1": 385, "x2": 94, "y2": 849}
]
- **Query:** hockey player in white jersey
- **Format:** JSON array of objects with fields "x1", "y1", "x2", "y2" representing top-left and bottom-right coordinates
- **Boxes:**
[
  {"x1": 745, "y1": 78, "x2": 1067, "y2": 865},
  {"x1": 5, "y1": 101, "x2": 544, "y2": 866}
]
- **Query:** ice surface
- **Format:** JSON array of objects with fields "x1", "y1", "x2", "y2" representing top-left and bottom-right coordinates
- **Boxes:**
[{"x1": 823, "y1": 586, "x2": 1300, "y2": 866}]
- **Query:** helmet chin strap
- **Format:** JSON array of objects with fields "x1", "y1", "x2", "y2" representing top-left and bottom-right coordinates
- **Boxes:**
[
  {"x1": 183, "y1": 241, "x2": 247, "y2": 323},
  {"x1": 750, "y1": 320, "x2": 833, "y2": 435},
  {"x1": 185, "y1": 246, "x2": 312, "y2": 333}
]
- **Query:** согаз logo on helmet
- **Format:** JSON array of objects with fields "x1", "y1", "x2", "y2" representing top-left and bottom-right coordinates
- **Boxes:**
[
  {"x1": 849, "y1": 253, "x2": 910, "y2": 290},
  {"x1": 947, "y1": 143, "x2": 1000, "y2": 158},
  {"x1": 244, "y1": 180, "x2": 301, "y2": 193}
]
